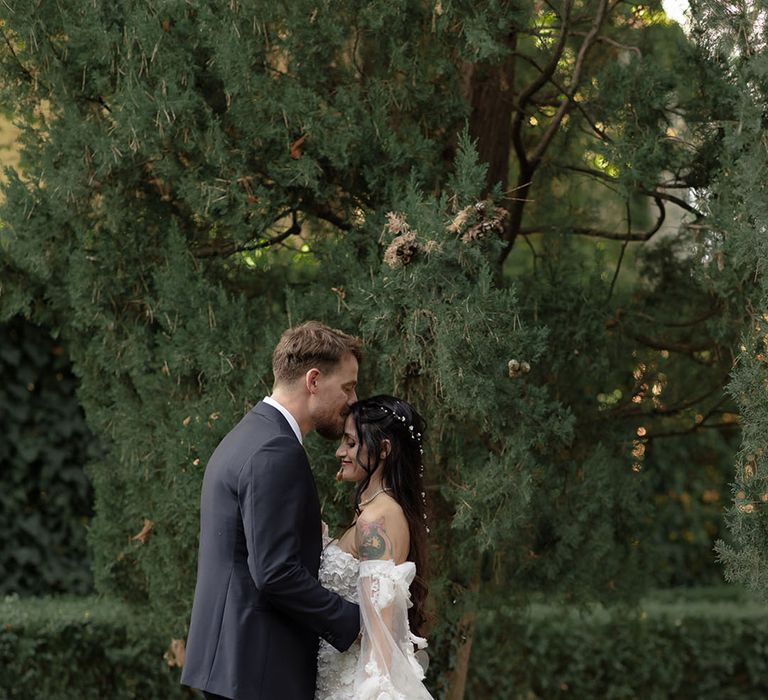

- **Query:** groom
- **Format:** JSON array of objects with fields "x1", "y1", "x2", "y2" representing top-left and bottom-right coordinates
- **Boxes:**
[{"x1": 182, "y1": 321, "x2": 362, "y2": 700}]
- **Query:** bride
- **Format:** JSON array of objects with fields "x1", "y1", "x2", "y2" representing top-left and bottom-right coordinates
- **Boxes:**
[{"x1": 315, "y1": 395, "x2": 434, "y2": 700}]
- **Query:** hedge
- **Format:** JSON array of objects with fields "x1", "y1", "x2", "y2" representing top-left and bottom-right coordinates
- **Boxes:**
[
  {"x1": 467, "y1": 588, "x2": 768, "y2": 700},
  {"x1": 0, "y1": 596, "x2": 189, "y2": 700},
  {"x1": 3, "y1": 590, "x2": 766, "y2": 700}
]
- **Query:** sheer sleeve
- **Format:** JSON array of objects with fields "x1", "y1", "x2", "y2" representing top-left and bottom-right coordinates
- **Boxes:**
[
  {"x1": 321, "y1": 520, "x2": 331, "y2": 548},
  {"x1": 354, "y1": 559, "x2": 433, "y2": 700}
]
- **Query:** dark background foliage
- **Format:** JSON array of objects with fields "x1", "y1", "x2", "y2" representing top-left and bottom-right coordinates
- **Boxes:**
[{"x1": 0, "y1": 316, "x2": 96, "y2": 597}]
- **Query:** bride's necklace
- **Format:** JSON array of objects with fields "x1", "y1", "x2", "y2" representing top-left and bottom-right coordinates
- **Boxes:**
[{"x1": 358, "y1": 487, "x2": 391, "y2": 509}]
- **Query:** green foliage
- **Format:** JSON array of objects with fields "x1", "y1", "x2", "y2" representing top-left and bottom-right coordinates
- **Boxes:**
[
  {"x1": 0, "y1": 317, "x2": 96, "y2": 596},
  {"x1": 0, "y1": 0, "x2": 469, "y2": 633},
  {"x1": 686, "y1": 1, "x2": 768, "y2": 598},
  {"x1": 0, "y1": 0, "x2": 747, "y2": 692},
  {"x1": 3, "y1": 590, "x2": 762, "y2": 700},
  {"x1": 289, "y1": 154, "x2": 719, "y2": 689},
  {"x1": 0, "y1": 596, "x2": 189, "y2": 700},
  {"x1": 502, "y1": 226, "x2": 740, "y2": 596},
  {"x1": 644, "y1": 432, "x2": 735, "y2": 587},
  {"x1": 468, "y1": 589, "x2": 768, "y2": 699}
]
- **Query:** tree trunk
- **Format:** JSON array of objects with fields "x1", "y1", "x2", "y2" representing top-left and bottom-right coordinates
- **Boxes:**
[
  {"x1": 464, "y1": 33, "x2": 518, "y2": 198},
  {"x1": 444, "y1": 575, "x2": 481, "y2": 700}
]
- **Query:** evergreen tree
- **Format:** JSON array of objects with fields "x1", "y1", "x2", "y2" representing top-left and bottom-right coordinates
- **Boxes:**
[
  {"x1": 687, "y1": 0, "x2": 768, "y2": 597},
  {"x1": 0, "y1": 1, "x2": 741, "y2": 694}
]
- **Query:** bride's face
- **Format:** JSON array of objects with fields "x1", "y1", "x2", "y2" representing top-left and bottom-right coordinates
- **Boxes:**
[{"x1": 335, "y1": 415, "x2": 369, "y2": 482}]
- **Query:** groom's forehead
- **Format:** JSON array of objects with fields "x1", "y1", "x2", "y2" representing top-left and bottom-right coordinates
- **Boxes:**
[{"x1": 334, "y1": 353, "x2": 359, "y2": 380}]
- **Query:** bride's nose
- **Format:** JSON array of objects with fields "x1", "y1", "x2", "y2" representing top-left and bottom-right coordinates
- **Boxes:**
[{"x1": 335, "y1": 443, "x2": 345, "y2": 459}]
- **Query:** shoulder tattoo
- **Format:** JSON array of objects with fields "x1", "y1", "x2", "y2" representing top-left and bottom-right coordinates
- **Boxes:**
[{"x1": 357, "y1": 517, "x2": 392, "y2": 560}]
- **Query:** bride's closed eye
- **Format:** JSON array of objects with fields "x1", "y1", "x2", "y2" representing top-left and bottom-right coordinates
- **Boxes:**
[{"x1": 341, "y1": 435, "x2": 356, "y2": 448}]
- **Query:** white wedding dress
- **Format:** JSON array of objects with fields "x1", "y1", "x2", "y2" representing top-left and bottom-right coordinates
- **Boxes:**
[{"x1": 315, "y1": 533, "x2": 433, "y2": 700}]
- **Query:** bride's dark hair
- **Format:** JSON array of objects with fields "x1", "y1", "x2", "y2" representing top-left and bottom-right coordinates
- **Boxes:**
[{"x1": 349, "y1": 395, "x2": 429, "y2": 634}]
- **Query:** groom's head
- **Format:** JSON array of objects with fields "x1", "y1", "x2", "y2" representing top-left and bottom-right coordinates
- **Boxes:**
[{"x1": 272, "y1": 321, "x2": 361, "y2": 439}]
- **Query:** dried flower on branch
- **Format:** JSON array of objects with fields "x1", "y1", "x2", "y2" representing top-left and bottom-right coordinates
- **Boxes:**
[{"x1": 384, "y1": 230, "x2": 420, "y2": 268}]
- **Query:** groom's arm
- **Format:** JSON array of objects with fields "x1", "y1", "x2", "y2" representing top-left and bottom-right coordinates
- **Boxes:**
[{"x1": 239, "y1": 435, "x2": 360, "y2": 652}]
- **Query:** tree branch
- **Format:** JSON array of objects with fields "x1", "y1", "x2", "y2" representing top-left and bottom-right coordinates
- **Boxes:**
[
  {"x1": 80, "y1": 94, "x2": 112, "y2": 113},
  {"x1": 514, "y1": 52, "x2": 612, "y2": 143},
  {"x1": 612, "y1": 385, "x2": 725, "y2": 418},
  {"x1": 308, "y1": 202, "x2": 352, "y2": 231},
  {"x1": 571, "y1": 30, "x2": 642, "y2": 57},
  {"x1": 512, "y1": 0, "x2": 573, "y2": 171},
  {"x1": 621, "y1": 329, "x2": 715, "y2": 356},
  {"x1": 646, "y1": 421, "x2": 739, "y2": 440},
  {"x1": 645, "y1": 422, "x2": 739, "y2": 441},
  {"x1": 500, "y1": 0, "x2": 613, "y2": 266},
  {"x1": 607, "y1": 200, "x2": 631, "y2": 300},
  {"x1": 520, "y1": 196, "x2": 665, "y2": 242},
  {"x1": 193, "y1": 211, "x2": 301, "y2": 258},
  {"x1": 562, "y1": 164, "x2": 705, "y2": 217},
  {"x1": 518, "y1": 226, "x2": 653, "y2": 241},
  {"x1": 620, "y1": 305, "x2": 723, "y2": 329},
  {"x1": 646, "y1": 396, "x2": 737, "y2": 439},
  {"x1": 649, "y1": 190, "x2": 702, "y2": 217},
  {"x1": 1, "y1": 29, "x2": 34, "y2": 84},
  {"x1": 529, "y1": 0, "x2": 610, "y2": 167}
]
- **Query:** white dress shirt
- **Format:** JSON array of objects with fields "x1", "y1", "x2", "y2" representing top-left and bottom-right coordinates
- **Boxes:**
[{"x1": 262, "y1": 396, "x2": 303, "y2": 445}]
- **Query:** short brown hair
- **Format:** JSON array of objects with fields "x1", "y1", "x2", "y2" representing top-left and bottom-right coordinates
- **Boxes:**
[{"x1": 272, "y1": 321, "x2": 362, "y2": 385}]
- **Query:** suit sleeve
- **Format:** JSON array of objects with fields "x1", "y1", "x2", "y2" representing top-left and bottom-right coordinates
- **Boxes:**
[{"x1": 239, "y1": 435, "x2": 360, "y2": 652}]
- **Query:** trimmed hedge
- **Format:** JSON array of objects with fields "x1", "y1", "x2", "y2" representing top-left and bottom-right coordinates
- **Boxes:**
[
  {"x1": 468, "y1": 588, "x2": 768, "y2": 700},
  {"x1": 3, "y1": 591, "x2": 766, "y2": 700},
  {"x1": 0, "y1": 596, "x2": 190, "y2": 700}
]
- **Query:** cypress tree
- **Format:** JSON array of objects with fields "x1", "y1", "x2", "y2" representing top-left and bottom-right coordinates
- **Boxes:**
[
  {"x1": 0, "y1": 1, "x2": 742, "y2": 693},
  {"x1": 689, "y1": 0, "x2": 768, "y2": 598}
]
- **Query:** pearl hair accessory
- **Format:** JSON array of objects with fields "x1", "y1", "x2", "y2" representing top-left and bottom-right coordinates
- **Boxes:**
[
  {"x1": 377, "y1": 405, "x2": 422, "y2": 445},
  {"x1": 375, "y1": 402, "x2": 429, "y2": 534}
]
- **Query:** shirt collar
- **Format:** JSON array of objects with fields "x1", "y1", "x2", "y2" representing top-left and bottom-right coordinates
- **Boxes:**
[{"x1": 262, "y1": 396, "x2": 303, "y2": 445}]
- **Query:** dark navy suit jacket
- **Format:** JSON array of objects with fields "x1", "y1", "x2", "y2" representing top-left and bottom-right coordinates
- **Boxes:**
[{"x1": 181, "y1": 401, "x2": 360, "y2": 699}]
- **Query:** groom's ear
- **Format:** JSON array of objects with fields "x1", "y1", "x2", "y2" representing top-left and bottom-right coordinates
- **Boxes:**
[{"x1": 305, "y1": 368, "x2": 321, "y2": 394}]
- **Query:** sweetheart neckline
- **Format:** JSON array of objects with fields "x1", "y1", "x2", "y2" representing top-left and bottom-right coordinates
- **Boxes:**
[{"x1": 325, "y1": 540, "x2": 358, "y2": 562}]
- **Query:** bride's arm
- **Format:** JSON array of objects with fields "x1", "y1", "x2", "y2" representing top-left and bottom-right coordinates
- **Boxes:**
[
  {"x1": 354, "y1": 513, "x2": 433, "y2": 699},
  {"x1": 356, "y1": 516, "x2": 402, "y2": 668}
]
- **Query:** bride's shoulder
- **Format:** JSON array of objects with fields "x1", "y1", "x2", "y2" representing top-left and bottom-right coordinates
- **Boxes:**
[
  {"x1": 355, "y1": 496, "x2": 409, "y2": 561},
  {"x1": 357, "y1": 493, "x2": 407, "y2": 528}
]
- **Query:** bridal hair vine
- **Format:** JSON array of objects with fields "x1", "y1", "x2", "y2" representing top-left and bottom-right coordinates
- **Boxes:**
[
  {"x1": 376, "y1": 403, "x2": 430, "y2": 534},
  {"x1": 377, "y1": 404, "x2": 423, "y2": 451}
]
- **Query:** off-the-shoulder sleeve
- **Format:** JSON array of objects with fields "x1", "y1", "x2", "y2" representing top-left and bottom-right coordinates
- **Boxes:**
[{"x1": 354, "y1": 559, "x2": 433, "y2": 700}]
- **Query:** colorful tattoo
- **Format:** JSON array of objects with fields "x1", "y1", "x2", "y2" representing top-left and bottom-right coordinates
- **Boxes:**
[{"x1": 357, "y1": 517, "x2": 391, "y2": 560}]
